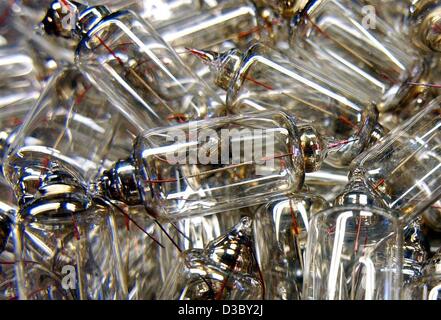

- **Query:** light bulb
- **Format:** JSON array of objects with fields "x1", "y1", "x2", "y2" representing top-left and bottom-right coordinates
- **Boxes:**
[
  {"x1": 188, "y1": 43, "x2": 385, "y2": 167},
  {"x1": 303, "y1": 171, "x2": 403, "y2": 300},
  {"x1": 351, "y1": 96, "x2": 441, "y2": 225},
  {"x1": 40, "y1": 1, "x2": 225, "y2": 130},
  {"x1": 158, "y1": 216, "x2": 264, "y2": 300},
  {"x1": 289, "y1": 0, "x2": 425, "y2": 113},
  {"x1": 253, "y1": 192, "x2": 329, "y2": 299},
  {"x1": 97, "y1": 111, "x2": 351, "y2": 219},
  {"x1": 12, "y1": 171, "x2": 129, "y2": 300}
]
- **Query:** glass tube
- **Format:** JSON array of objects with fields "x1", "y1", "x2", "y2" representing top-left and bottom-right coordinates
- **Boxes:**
[
  {"x1": 103, "y1": 204, "x2": 162, "y2": 300},
  {"x1": 98, "y1": 111, "x2": 338, "y2": 219},
  {"x1": 402, "y1": 218, "x2": 430, "y2": 298},
  {"x1": 303, "y1": 205, "x2": 402, "y2": 300},
  {"x1": 13, "y1": 198, "x2": 128, "y2": 300},
  {"x1": 290, "y1": 0, "x2": 424, "y2": 113},
  {"x1": 351, "y1": 96, "x2": 441, "y2": 224},
  {"x1": 40, "y1": 2, "x2": 225, "y2": 129},
  {"x1": 190, "y1": 43, "x2": 384, "y2": 167},
  {"x1": 253, "y1": 192, "x2": 329, "y2": 299},
  {"x1": 0, "y1": 45, "x2": 42, "y2": 128},
  {"x1": 304, "y1": 163, "x2": 348, "y2": 202}
]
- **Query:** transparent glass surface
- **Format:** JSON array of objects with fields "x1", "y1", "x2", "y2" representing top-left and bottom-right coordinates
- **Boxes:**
[
  {"x1": 88, "y1": 0, "x2": 220, "y2": 28},
  {"x1": 114, "y1": 205, "x2": 163, "y2": 300},
  {"x1": 290, "y1": 0, "x2": 424, "y2": 112},
  {"x1": 132, "y1": 111, "x2": 305, "y2": 219},
  {"x1": 13, "y1": 201, "x2": 127, "y2": 300},
  {"x1": 158, "y1": 0, "x2": 260, "y2": 92},
  {"x1": 4, "y1": 67, "x2": 137, "y2": 203},
  {"x1": 352, "y1": 97, "x2": 441, "y2": 223},
  {"x1": 206, "y1": 43, "x2": 380, "y2": 167},
  {"x1": 0, "y1": 45, "x2": 42, "y2": 132},
  {"x1": 158, "y1": 217, "x2": 264, "y2": 300},
  {"x1": 253, "y1": 192, "x2": 329, "y2": 299},
  {"x1": 303, "y1": 206, "x2": 402, "y2": 300},
  {"x1": 76, "y1": 9, "x2": 224, "y2": 130},
  {"x1": 402, "y1": 218, "x2": 430, "y2": 298},
  {"x1": 304, "y1": 163, "x2": 348, "y2": 202}
]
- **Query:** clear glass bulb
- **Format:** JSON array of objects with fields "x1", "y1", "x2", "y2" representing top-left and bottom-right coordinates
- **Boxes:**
[
  {"x1": 303, "y1": 173, "x2": 403, "y2": 300},
  {"x1": 3, "y1": 67, "x2": 137, "y2": 205},
  {"x1": 351, "y1": 96, "x2": 441, "y2": 225},
  {"x1": 289, "y1": 0, "x2": 425, "y2": 113},
  {"x1": 158, "y1": 216, "x2": 264, "y2": 300},
  {"x1": 97, "y1": 111, "x2": 348, "y2": 219},
  {"x1": 188, "y1": 43, "x2": 385, "y2": 167},
  {"x1": 12, "y1": 176, "x2": 128, "y2": 300},
  {"x1": 41, "y1": 1, "x2": 225, "y2": 130},
  {"x1": 253, "y1": 192, "x2": 329, "y2": 299},
  {"x1": 303, "y1": 205, "x2": 402, "y2": 300},
  {"x1": 156, "y1": 0, "x2": 262, "y2": 93}
]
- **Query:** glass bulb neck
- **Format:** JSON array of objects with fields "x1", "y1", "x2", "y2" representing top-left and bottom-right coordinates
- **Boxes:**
[
  {"x1": 334, "y1": 168, "x2": 386, "y2": 208},
  {"x1": 77, "y1": 5, "x2": 112, "y2": 36},
  {"x1": 214, "y1": 49, "x2": 243, "y2": 91},
  {"x1": 297, "y1": 124, "x2": 327, "y2": 173},
  {"x1": 18, "y1": 170, "x2": 91, "y2": 225},
  {"x1": 98, "y1": 158, "x2": 142, "y2": 206},
  {"x1": 325, "y1": 104, "x2": 382, "y2": 168},
  {"x1": 204, "y1": 217, "x2": 256, "y2": 274},
  {"x1": 188, "y1": 48, "x2": 243, "y2": 91}
]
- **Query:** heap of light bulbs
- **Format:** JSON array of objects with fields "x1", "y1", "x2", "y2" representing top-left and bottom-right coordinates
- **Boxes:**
[{"x1": 0, "y1": 0, "x2": 440, "y2": 300}]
